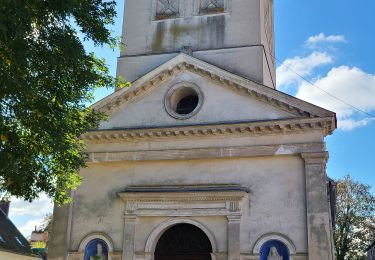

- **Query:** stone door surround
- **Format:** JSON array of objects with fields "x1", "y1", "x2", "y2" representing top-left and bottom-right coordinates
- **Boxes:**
[{"x1": 117, "y1": 184, "x2": 248, "y2": 260}]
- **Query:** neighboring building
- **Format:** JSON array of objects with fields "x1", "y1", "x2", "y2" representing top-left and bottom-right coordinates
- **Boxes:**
[
  {"x1": 368, "y1": 241, "x2": 375, "y2": 260},
  {"x1": 0, "y1": 200, "x2": 37, "y2": 260},
  {"x1": 49, "y1": 1, "x2": 337, "y2": 260},
  {"x1": 30, "y1": 228, "x2": 49, "y2": 260},
  {"x1": 31, "y1": 229, "x2": 49, "y2": 246}
]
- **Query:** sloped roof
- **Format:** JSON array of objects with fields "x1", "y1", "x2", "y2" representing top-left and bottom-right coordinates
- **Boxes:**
[{"x1": 0, "y1": 208, "x2": 33, "y2": 256}]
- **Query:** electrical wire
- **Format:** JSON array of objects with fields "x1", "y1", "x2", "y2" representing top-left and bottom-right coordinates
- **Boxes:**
[{"x1": 266, "y1": 49, "x2": 375, "y2": 118}]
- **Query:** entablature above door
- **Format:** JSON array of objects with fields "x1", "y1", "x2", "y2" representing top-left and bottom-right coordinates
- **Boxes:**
[{"x1": 117, "y1": 184, "x2": 248, "y2": 217}]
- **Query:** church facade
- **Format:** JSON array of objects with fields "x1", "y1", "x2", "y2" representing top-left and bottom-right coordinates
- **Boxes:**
[{"x1": 49, "y1": 1, "x2": 337, "y2": 260}]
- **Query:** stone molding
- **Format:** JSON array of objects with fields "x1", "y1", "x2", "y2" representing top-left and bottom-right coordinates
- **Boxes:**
[
  {"x1": 93, "y1": 54, "x2": 335, "y2": 124},
  {"x1": 252, "y1": 233, "x2": 296, "y2": 254},
  {"x1": 110, "y1": 252, "x2": 122, "y2": 260},
  {"x1": 144, "y1": 218, "x2": 218, "y2": 253},
  {"x1": 68, "y1": 252, "x2": 122, "y2": 260},
  {"x1": 301, "y1": 152, "x2": 329, "y2": 164},
  {"x1": 118, "y1": 186, "x2": 247, "y2": 260},
  {"x1": 83, "y1": 117, "x2": 335, "y2": 143},
  {"x1": 164, "y1": 81, "x2": 204, "y2": 120},
  {"x1": 87, "y1": 143, "x2": 325, "y2": 163},
  {"x1": 67, "y1": 232, "x2": 120, "y2": 260},
  {"x1": 77, "y1": 232, "x2": 114, "y2": 252},
  {"x1": 118, "y1": 190, "x2": 247, "y2": 202},
  {"x1": 133, "y1": 251, "x2": 228, "y2": 260},
  {"x1": 240, "y1": 253, "x2": 307, "y2": 260},
  {"x1": 118, "y1": 188, "x2": 247, "y2": 217},
  {"x1": 66, "y1": 252, "x2": 82, "y2": 260}
]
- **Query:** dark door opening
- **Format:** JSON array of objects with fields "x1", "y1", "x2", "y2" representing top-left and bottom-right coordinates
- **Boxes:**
[{"x1": 154, "y1": 223, "x2": 212, "y2": 260}]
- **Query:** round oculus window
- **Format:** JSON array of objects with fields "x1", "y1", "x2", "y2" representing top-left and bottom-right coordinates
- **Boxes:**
[{"x1": 165, "y1": 83, "x2": 204, "y2": 119}]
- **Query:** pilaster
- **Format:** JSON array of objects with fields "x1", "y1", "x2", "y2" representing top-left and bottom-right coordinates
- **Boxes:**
[
  {"x1": 227, "y1": 215, "x2": 241, "y2": 260},
  {"x1": 123, "y1": 215, "x2": 137, "y2": 260},
  {"x1": 301, "y1": 152, "x2": 334, "y2": 260}
]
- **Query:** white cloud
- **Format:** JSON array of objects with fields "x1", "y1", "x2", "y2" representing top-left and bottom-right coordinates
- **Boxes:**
[
  {"x1": 276, "y1": 52, "x2": 333, "y2": 89},
  {"x1": 296, "y1": 66, "x2": 375, "y2": 130},
  {"x1": 305, "y1": 33, "x2": 346, "y2": 48},
  {"x1": 19, "y1": 218, "x2": 45, "y2": 237},
  {"x1": 9, "y1": 194, "x2": 53, "y2": 217},
  {"x1": 339, "y1": 119, "x2": 373, "y2": 131}
]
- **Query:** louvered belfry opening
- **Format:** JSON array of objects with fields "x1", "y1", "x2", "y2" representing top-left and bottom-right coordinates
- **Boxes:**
[{"x1": 154, "y1": 224, "x2": 213, "y2": 260}]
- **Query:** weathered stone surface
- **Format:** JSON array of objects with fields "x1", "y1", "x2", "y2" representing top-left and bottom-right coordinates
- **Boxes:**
[
  {"x1": 119, "y1": 0, "x2": 276, "y2": 88},
  {"x1": 302, "y1": 152, "x2": 335, "y2": 260},
  {"x1": 48, "y1": 1, "x2": 336, "y2": 259},
  {"x1": 48, "y1": 203, "x2": 71, "y2": 260}
]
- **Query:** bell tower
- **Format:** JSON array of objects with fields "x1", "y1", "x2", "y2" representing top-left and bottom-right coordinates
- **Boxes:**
[{"x1": 118, "y1": 0, "x2": 275, "y2": 88}]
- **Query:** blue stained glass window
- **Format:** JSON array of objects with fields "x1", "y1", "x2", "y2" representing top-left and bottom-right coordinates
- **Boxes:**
[
  {"x1": 260, "y1": 240, "x2": 289, "y2": 260},
  {"x1": 84, "y1": 239, "x2": 109, "y2": 260}
]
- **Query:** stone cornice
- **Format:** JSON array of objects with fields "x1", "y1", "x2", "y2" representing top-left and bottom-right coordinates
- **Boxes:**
[
  {"x1": 86, "y1": 143, "x2": 325, "y2": 163},
  {"x1": 118, "y1": 185, "x2": 247, "y2": 203},
  {"x1": 93, "y1": 54, "x2": 336, "y2": 122},
  {"x1": 83, "y1": 117, "x2": 335, "y2": 143},
  {"x1": 118, "y1": 191, "x2": 247, "y2": 203},
  {"x1": 118, "y1": 185, "x2": 248, "y2": 217},
  {"x1": 301, "y1": 152, "x2": 329, "y2": 164}
]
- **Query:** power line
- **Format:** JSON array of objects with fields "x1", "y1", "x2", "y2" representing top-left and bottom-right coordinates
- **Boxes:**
[{"x1": 266, "y1": 49, "x2": 375, "y2": 119}]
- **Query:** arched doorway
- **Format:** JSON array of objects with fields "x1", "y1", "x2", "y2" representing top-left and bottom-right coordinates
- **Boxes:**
[{"x1": 154, "y1": 223, "x2": 213, "y2": 260}]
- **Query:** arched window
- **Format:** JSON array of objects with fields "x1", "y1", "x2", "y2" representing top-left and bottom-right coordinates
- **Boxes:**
[
  {"x1": 260, "y1": 240, "x2": 289, "y2": 260},
  {"x1": 84, "y1": 239, "x2": 109, "y2": 260}
]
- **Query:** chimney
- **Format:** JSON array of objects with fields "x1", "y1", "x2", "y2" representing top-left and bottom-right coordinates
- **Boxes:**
[{"x1": 0, "y1": 200, "x2": 10, "y2": 217}]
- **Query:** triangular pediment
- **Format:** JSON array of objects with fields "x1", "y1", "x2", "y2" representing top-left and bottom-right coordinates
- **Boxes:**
[{"x1": 92, "y1": 54, "x2": 336, "y2": 133}]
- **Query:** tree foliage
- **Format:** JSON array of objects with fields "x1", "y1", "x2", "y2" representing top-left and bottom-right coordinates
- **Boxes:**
[
  {"x1": 39, "y1": 213, "x2": 53, "y2": 233},
  {"x1": 0, "y1": 0, "x2": 118, "y2": 204},
  {"x1": 335, "y1": 175, "x2": 375, "y2": 260}
]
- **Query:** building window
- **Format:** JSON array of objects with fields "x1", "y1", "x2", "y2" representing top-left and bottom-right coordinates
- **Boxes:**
[
  {"x1": 165, "y1": 83, "x2": 204, "y2": 120},
  {"x1": 0, "y1": 235, "x2": 5, "y2": 243},
  {"x1": 199, "y1": 0, "x2": 225, "y2": 15},
  {"x1": 155, "y1": 0, "x2": 180, "y2": 20}
]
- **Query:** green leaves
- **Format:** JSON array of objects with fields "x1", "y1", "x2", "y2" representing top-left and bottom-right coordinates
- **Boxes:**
[
  {"x1": 334, "y1": 175, "x2": 375, "y2": 260},
  {"x1": 0, "y1": 0, "x2": 118, "y2": 204}
]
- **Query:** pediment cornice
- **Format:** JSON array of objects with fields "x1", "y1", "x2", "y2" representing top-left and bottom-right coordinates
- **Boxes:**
[
  {"x1": 93, "y1": 54, "x2": 336, "y2": 121},
  {"x1": 82, "y1": 117, "x2": 335, "y2": 141}
]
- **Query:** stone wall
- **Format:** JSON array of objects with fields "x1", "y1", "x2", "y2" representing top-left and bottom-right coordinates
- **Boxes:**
[
  {"x1": 368, "y1": 242, "x2": 375, "y2": 260},
  {"x1": 118, "y1": 0, "x2": 276, "y2": 87}
]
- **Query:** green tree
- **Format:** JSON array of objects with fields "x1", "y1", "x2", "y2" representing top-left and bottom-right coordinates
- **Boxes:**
[
  {"x1": 39, "y1": 213, "x2": 53, "y2": 233},
  {"x1": 335, "y1": 175, "x2": 375, "y2": 260},
  {"x1": 0, "y1": 0, "x2": 119, "y2": 204}
]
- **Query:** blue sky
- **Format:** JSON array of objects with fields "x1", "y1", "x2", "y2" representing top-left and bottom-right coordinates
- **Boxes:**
[
  {"x1": 8, "y1": 0, "x2": 375, "y2": 237},
  {"x1": 274, "y1": 0, "x2": 375, "y2": 190}
]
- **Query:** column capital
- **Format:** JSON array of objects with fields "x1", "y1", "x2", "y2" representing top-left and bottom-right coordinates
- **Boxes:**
[
  {"x1": 301, "y1": 152, "x2": 329, "y2": 165},
  {"x1": 227, "y1": 215, "x2": 241, "y2": 222},
  {"x1": 124, "y1": 214, "x2": 138, "y2": 221}
]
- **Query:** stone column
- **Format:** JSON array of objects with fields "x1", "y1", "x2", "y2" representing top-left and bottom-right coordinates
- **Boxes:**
[
  {"x1": 122, "y1": 215, "x2": 137, "y2": 260},
  {"x1": 227, "y1": 215, "x2": 241, "y2": 260},
  {"x1": 48, "y1": 190, "x2": 74, "y2": 260},
  {"x1": 301, "y1": 152, "x2": 334, "y2": 260}
]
